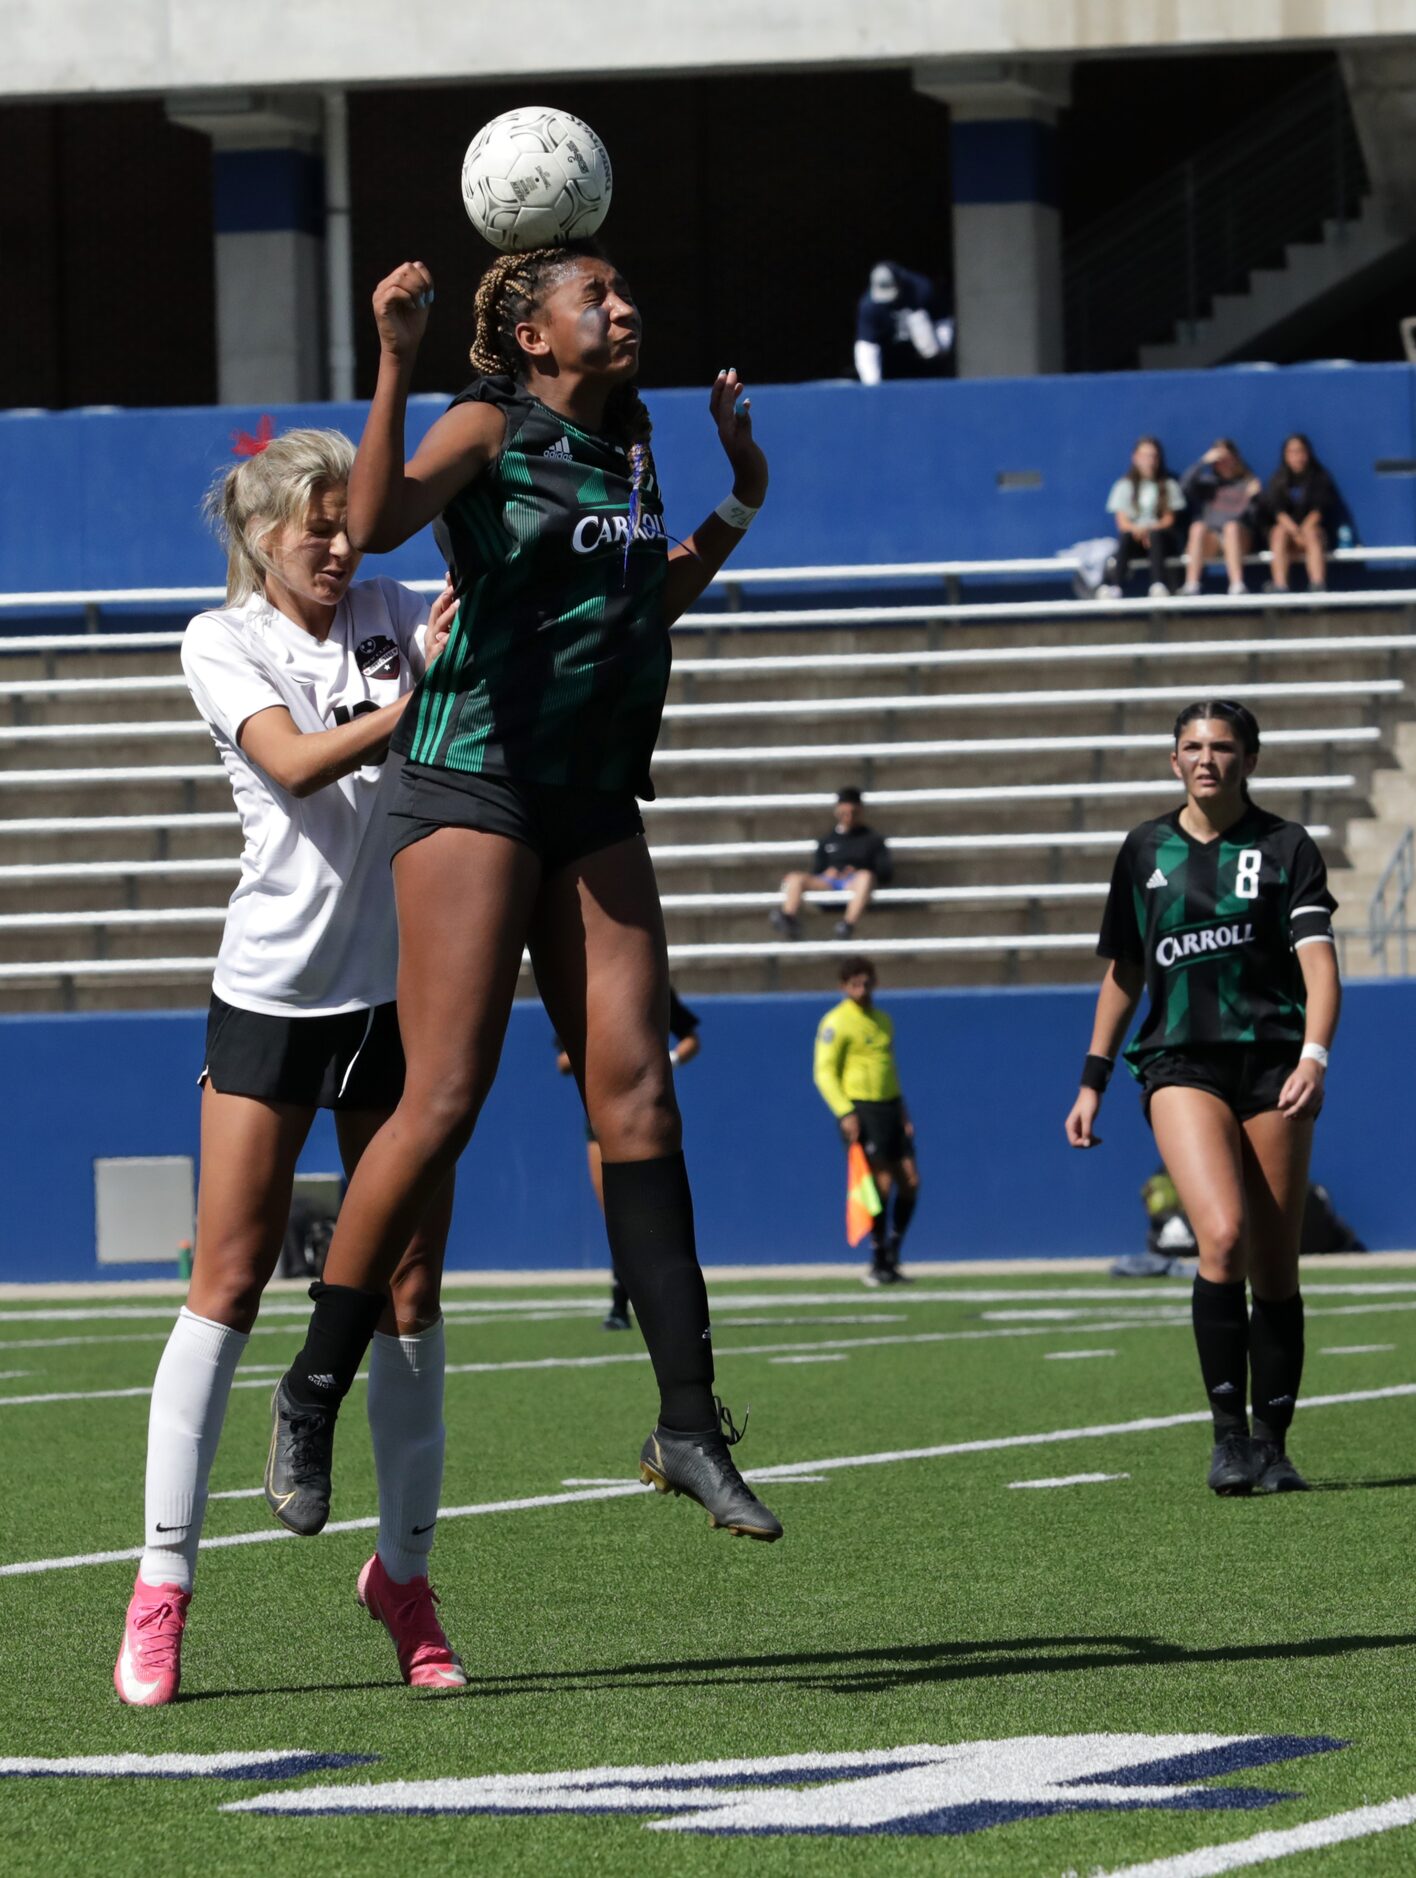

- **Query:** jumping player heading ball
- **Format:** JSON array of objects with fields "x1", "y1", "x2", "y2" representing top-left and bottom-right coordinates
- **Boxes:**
[
  {"x1": 265, "y1": 242, "x2": 783, "y2": 1543},
  {"x1": 1067, "y1": 701, "x2": 1340, "y2": 1496}
]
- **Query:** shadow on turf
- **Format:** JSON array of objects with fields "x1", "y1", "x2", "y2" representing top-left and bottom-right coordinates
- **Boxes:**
[{"x1": 396, "y1": 1630, "x2": 1416, "y2": 1701}]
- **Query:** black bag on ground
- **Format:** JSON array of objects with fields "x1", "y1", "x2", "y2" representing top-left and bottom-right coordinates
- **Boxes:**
[{"x1": 278, "y1": 1196, "x2": 338, "y2": 1279}]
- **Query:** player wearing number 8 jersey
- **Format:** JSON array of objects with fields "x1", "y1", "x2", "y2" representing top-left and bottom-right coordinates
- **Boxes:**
[{"x1": 1066, "y1": 701, "x2": 1340, "y2": 1498}]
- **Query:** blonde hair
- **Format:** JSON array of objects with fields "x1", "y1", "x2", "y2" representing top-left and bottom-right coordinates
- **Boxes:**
[{"x1": 203, "y1": 427, "x2": 356, "y2": 604}]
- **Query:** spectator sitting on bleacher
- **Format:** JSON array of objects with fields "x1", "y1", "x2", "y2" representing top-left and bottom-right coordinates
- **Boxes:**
[
  {"x1": 1099, "y1": 436, "x2": 1184, "y2": 598},
  {"x1": 1261, "y1": 433, "x2": 1339, "y2": 595},
  {"x1": 771, "y1": 787, "x2": 893, "y2": 942},
  {"x1": 1179, "y1": 438, "x2": 1262, "y2": 597}
]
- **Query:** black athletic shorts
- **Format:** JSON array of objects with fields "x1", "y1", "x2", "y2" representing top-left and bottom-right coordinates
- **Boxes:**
[
  {"x1": 1137, "y1": 1043, "x2": 1302, "y2": 1124},
  {"x1": 852, "y1": 1097, "x2": 915, "y2": 1165},
  {"x1": 199, "y1": 994, "x2": 406, "y2": 1111},
  {"x1": 384, "y1": 757, "x2": 644, "y2": 875}
]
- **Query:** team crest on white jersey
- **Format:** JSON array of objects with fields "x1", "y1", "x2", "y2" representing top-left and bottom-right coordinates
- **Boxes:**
[{"x1": 225, "y1": 1733, "x2": 1343, "y2": 1835}]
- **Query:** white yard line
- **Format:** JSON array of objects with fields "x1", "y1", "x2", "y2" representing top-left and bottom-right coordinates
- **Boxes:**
[
  {"x1": 207, "y1": 1488, "x2": 266, "y2": 1501},
  {"x1": 0, "y1": 1309, "x2": 1406, "y2": 1411},
  {"x1": 5, "y1": 1382, "x2": 1412, "y2": 1580},
  {"x1": 769, "y1": 1353, "x2": 850, "y2": 1365},
  {"x1": 1319, "y1": 1344, "x2": 1395, "y2": 1355},
  {"x1": 1094, "y1": 1790, "x2": 1416, "y2": 1876},
  {"x1": 1044, "y1": 1350, "x2": 1117, "y2": 1360},
  {"x1": 3, "y1": 1280, "x2": 1414, "y2": 1328},
  {"x1": 1009, "y1": 1472, "x2": 1129, "y2": 1489}
]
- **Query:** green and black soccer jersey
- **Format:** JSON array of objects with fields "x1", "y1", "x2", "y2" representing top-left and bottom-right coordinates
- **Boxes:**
[
  {"x1": 1098, "y1": 805, "x2": 1337, "y2": 1070},
  {"x1": 394, "y1": 375, "x2": 670, "y2": 795}
]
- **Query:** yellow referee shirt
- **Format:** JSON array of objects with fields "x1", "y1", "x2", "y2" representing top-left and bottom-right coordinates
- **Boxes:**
[{"x1": 813, "y1": 998, "x2": 902, "y2": 1118}]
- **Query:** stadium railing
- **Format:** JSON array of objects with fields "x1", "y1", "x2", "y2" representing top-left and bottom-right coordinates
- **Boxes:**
[{"x1": 0, "y1": 556, "x2": 1406, "y2": 1000}]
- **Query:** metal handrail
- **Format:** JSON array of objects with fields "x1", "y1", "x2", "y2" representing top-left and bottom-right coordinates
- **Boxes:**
[
  {"x1": 1369, "y1": 826, "x2": 1414, "y2": 976},
  {"x1": 1065, "y1": 63, "x2": 1367, "y2": 371}
]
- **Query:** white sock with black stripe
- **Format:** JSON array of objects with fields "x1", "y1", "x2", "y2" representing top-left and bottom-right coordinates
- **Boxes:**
[
  {"x1": 368, "y1": 1318, "x2": 446, "y2": 1584},
  {"x1": 139, "y1": 1307, "x2": 248, "y2": 1592}
]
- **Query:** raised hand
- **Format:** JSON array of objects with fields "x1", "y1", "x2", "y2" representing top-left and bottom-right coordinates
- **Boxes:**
[
  {"x1": 373, "y1": 262, "x2": 435, "y2": 364},
  {"x1": 709, "y1": 368, "x2": 768, "y2": 506}
]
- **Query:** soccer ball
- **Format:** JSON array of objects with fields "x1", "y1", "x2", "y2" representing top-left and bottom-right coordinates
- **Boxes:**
[{"x1": 461, "y1": 107, "x2": 612, "y2": 253}]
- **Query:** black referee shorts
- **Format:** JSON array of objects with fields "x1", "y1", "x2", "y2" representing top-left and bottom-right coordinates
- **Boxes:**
[
  {"x1": 853, "y1": 1097, "x2": 915, "y2": 1166},
  {"x1": 200, "y1": 994, "x2": 406, "y2": 1111},
  {"x1": 384, "y1": 757, "x2": 644, "y2": 876},
  {"x1": 1137, "y1": 1044, "x2": 1302, "y2": 1125}
]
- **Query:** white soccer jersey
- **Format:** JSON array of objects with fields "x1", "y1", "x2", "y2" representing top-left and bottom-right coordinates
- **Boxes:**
[{"x1": 181, "y1": 577, "x2": 431, "y2": 1017}]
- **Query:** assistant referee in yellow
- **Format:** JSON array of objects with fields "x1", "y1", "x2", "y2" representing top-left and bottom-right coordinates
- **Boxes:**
[{"x1": 813, "y1": 956, "x2": 920, "y2": 1284}]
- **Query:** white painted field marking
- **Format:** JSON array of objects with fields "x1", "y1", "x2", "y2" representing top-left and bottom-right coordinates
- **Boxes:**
[
  {"x1": 1044, "y1": 1350, "x2": 1117, "y2": 1360},
  {"x1": 769, "y1": 1353, "x2": 849, "y2": 1365},
  {"x1": 0, "y1": 1750, "x2": 369, "y2": 1780},
  {"x1": 0, "y1": 1308, "x2": 1405, "y2": 1412},
  {"x1": 1009, "y1": 1472, "x2": 1129, "y2": 1490},
  {"x1": 207, "y1": 1487, "x2": 265, "y2": 1501},
  {"x1": 1095, "y1": 1789, "x2": 1416, "y2": 1876},
  {"x1": 3, "y1": 1279, "x2": 1411, "y2": 1328},
  {"x1": 1319, "y1": 1344, "x2": 1395, "y2": 1356},
  {"x1": 0, "y1": 1369, "x2": 29, "y2": 1380},
  {"x1": 5, "y1": 1382, "x2": 1413, "y2": 1579}
]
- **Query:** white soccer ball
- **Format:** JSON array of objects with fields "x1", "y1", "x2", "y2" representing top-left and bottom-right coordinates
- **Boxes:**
[{"x1": 461, "y1": 107, "x2": 612, "y2": 253}]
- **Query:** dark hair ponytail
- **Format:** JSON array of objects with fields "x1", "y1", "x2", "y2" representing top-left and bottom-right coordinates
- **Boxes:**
[{"x1": 1172, "y1": 699, "x2": 1261, "y2": 800}]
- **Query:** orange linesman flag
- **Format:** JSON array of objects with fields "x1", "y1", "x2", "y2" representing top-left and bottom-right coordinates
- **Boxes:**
[{"x1": 846, "y1": 1141, "x2": 883, "y2": 1246}]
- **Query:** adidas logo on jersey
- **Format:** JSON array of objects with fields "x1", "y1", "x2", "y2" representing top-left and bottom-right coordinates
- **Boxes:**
[
  {"x1": 1146, "y1": 868, "x2": 1168, "y2": 889},
  {"x1": 544, "y1": 435, "x2": 574, "y2": 461}
]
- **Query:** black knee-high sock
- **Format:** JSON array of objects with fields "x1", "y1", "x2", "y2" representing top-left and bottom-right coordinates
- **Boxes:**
[
  {"x1": 888, "y1": 1183, "x2": 917, "y2": 1253},
  {"x1": 1249, "y1": 1291, "x2": 1304, "y2": 1447},
  {"x1": 285, "y1": 1282, "x2": 387, "y2": 1413},
  {"x1": 600, "y1": 1152, "x2": 716, "y2": 1432},
  {"x1": 1191, "y1": 1276, "x2": 1250, "y2": 1436}
]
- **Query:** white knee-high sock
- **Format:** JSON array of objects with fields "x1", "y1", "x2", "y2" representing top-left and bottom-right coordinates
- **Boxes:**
[
  {"x1": 139, "y1": 1307, "x2": 248, "y2": 1593},
  {"x1": 368, "y1": 1318, "x2": 446, "y2": 1584}
]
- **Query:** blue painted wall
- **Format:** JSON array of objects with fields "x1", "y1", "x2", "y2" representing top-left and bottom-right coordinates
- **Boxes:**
[
  {"x1": 3, "y1": 980, "x2": 1411, "y2": 1283},
  {"x1": 3, "y1": 364, "x2": 1414, "y2": 600}
]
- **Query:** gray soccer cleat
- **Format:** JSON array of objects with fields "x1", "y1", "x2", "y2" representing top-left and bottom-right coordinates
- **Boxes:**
[
  {"x1": 639, "y1": 1399, "x2": 783, "y2": 1542},
  {"x1": 264, "y1": 1377, "x2": 336, "y2": 1535},
  {"x1": 1250, "y1": 1440, "x2": 1310, "y2": 1493},
  {"x1": 1206, "y1": 1433, "x2": 1256, "y2": 1497}
]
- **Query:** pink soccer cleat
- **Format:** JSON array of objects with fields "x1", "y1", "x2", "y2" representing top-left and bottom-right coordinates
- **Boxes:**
[
  {"x1": 357, "y1": 1555, "x2": 468, "y2": 1690},
  {"x1": 114, "y1": 1578, "x2": 190, "y2": 1707}
]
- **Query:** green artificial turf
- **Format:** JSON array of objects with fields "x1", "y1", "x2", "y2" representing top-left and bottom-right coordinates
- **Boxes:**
[{"x1": 2, "y1": 1269, "x2": 1415, "y2": 1875}]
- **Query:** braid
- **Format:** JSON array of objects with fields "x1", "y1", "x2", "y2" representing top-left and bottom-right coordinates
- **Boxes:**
[{"x1": 469, "y1": 242, "x2": 654, "y2": 536}]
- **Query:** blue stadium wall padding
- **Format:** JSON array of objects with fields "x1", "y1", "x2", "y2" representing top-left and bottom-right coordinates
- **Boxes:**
[
  {"x1": 2, "y1": 979, "x2": 1411, "y2": 1281},
  {"x1": 3, "y1": 364, "x2": 1414, "y2": 598}
]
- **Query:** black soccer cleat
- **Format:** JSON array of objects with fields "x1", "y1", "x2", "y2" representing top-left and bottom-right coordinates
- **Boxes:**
[
  {"x1": 1250, "y1": 1440, "x2": 1310, "y2": 1493},
  {"x1": 264, "y1": 1377, "x2": 336, "y2": 1535},
  {"x1": 1206, "y1": 1433, "x2": 1256, "y2": 1497},
  {"x1": 639, "y1": 1398, "x2": 783, "y2": 1542},
  {"x1": 602, "y1": 1309, "x2": 632, "y2": 1332}
]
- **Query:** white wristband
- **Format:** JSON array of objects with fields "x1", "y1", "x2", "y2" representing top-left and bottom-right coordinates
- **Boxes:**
[
  {"x1": 1300, "y1": 1042, "x2": 1330, "y2": 1068},
  {"x1": 715, "y1": 495, "x2": 760, "y2": 531}
]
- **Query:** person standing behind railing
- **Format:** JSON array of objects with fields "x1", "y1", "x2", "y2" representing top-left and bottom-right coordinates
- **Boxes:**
[
  {"x1": 1261, "y1": 434, "x2": 1339, "y2": 594},
  {"x1": 1179, "y1": 439, "x2": 1262, "y2": 597},
  {"x1": 1099, "y1": 436, "x2": 1185, "y2": 598}
]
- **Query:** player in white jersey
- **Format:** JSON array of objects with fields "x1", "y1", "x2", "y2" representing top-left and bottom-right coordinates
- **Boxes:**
[{"x1": 113, "y1": 427, "x2": 465, "y2": 1705}]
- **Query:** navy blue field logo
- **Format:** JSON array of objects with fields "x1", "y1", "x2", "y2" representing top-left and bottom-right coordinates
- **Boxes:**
[{"x1": 223, "y1": 1734, "x2": 1345, "y2": 1834}]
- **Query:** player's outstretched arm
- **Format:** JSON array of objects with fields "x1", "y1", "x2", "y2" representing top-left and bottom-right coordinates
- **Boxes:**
[
  {"x1": 348, "y1": 262, "x2": 506, "y2": 553},
  {"x1": 663, "y1": 369, "x2": 769, "y2": 623},
  {"x1": 1065, "y1": 959, "x2": 1143, "y2": 1148}
]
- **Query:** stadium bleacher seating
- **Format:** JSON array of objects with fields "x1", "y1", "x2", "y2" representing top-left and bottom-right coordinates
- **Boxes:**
[{"x1": 0, "y1": 557, "x2": 1412, "y2": 1010}]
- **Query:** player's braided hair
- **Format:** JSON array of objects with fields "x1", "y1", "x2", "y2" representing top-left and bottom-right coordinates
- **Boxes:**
[{"x1": 469, "y1": 244, "x2": 652, "y2": 504}]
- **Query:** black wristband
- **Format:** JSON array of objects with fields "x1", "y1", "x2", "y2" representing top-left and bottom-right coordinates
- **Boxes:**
[{"x1": 1080, "y1": 1053, "x2": 1114, "y2": 1093}]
